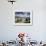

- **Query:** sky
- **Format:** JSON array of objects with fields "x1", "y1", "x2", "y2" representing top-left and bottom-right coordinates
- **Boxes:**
[{"x1": 15, "y1": 12, "x2": 30, "y2": 17}]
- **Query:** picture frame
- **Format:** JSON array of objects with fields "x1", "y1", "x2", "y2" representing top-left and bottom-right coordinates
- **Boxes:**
[{"x1": 14, "y1": 10, "x2": 33, "y2": 26}]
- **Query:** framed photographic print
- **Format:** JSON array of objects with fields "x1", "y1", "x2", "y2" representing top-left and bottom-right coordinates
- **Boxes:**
[{"x1": 14, "y1": 10, "x2": 33, "y2": 26}]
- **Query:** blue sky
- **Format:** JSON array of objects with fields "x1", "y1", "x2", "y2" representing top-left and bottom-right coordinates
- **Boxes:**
[{"x1": 15, "y1": 12, "x2": 30, "y2": 17}]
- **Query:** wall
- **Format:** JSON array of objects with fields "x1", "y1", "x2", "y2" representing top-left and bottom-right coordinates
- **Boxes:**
[{"x1": 0, "y1": 0, "x2": 46, "y2": 41}]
